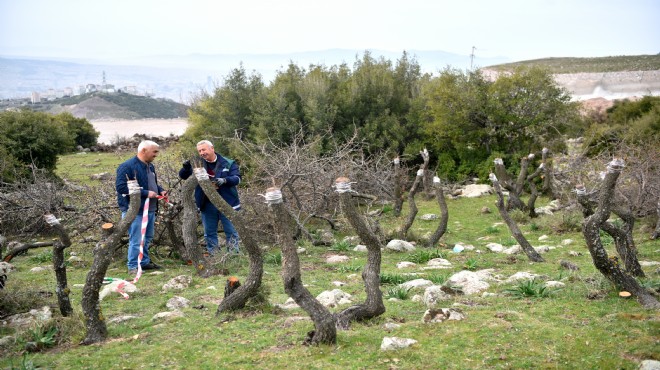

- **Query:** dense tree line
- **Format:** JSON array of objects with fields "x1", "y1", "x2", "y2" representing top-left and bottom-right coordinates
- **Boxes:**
[
  {"x1": 0, "y1": 110, "x2": 98, "y2": 182},
  {"x1": 183, "y1": 52, "x2": 584, "y2": 181}
]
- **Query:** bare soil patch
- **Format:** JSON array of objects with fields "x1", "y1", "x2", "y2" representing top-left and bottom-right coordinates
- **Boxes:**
[{"x1": 91, "y1": 118, "x2": 189, "y2": 144}]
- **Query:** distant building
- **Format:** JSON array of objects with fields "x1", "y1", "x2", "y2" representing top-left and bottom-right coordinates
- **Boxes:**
[
  {"x1": 121, "y1": 85, "x2": 138, "y2": 95},
  {"x1": 86, "y1": 84, "x2": 97, "y2": 93},
  {"x1": 31, "y1": 92, "x2": 41, "y2": 104},
  {"x1": 63, "y1": 87, "x2": 73, "y2": 97}
]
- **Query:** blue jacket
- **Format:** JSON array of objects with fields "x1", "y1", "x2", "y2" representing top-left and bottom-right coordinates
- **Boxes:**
[
  {"x1": 179, "y1": 152, "x2": 241, "y2": 211},
  {"x1": 116, "y1": 156, "x2": 164, "y2": 212}
]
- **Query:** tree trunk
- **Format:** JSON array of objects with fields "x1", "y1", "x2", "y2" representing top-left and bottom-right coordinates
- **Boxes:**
[
  {"x1": 580, "y1": 160, "x2": 659, "y2": 309},
  {"x1": 427, "y1": 176, "x2": 449, "y2": 248},
  {"x1": 266, "y1": 188, "x2": 336, "y2": 344},
  {"x1": 540, "y1": 148, "x2": 557, "y2": 199},
  {"x1": 45, "y1": 214, "x2": 73, "y2": 317},
  {"x1": 576, "y1": 186, "x2": 645, "y2": 277},
  {"x1": 525, "y1": 154, "x2": 545, "y2": 218},
  {"x1": 180, "y1": 177, "x2": 215, "y2": 277},
  {"x1": 493, "y1": 157, "x2": 527, "y2": 211},
  {"x1": 81, "y1": 189, "x2": 140, "y2": 345},
  {"x1": 192, "y1": 173, "x2": 263, "y2": 315},
  {"x1": 651, "y1": 201, "x2": 660, "y2": 240},
  {"x1": 392, "y1": 157, "x2": 404, "y2": 217},
  {"x1": 399, "y1": 169, "x2": 422, "y2": 240},
  {"x1": 490, "y1": 174, "x2": 545, "y2": 262},
  {"x1": 334, "y1": 178, "x2": 385, "y2": 330}
]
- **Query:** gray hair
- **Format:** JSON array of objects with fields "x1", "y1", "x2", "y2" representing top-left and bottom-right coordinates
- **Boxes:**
[
  {"x1": 196, "y1": 140, "x2": 214, "y2": 148},
  {"x1": 137, "y1": 140, "x2": 159, "y2": 153}
]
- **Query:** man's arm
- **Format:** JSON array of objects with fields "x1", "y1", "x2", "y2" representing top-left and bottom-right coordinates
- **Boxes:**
[{"x1": 115, "y1": 162, "x2": 130, "y2": 197}]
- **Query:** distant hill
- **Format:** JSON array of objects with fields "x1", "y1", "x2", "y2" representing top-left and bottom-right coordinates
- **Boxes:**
[
  {"x1": 18, "y1": 92, "x2": 189, "y2": 120},
  {"x1": 483, "y1": 54, "x2": 660, "y2": 74}
]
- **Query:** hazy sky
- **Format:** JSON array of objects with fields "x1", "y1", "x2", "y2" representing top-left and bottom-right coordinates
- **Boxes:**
[{"x1": 1, "y1": 0, "x2": 658, "y2": 61}]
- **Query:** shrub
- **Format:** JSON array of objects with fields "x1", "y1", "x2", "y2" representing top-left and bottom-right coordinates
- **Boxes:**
[{"x1": 330, "y1": 240, "x2": 351, "y2": 252}]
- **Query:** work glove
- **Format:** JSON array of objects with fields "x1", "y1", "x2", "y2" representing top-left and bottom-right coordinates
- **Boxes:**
[
  {"x1": 211, "y1": 177, "x2": 226, "y2": 186},
  {"x1": 182, "y1": 160, "x2": 192, "y2": 170}
]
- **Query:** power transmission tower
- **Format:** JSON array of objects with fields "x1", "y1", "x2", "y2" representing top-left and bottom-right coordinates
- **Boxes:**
[{"x1": 470, "y1": 46, "x2": 476, "y2": 70}]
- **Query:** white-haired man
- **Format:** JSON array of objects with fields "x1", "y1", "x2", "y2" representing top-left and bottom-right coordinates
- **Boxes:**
[
  {"x1": 179, "y1": 139, "x2": 241, "y2": 254},
  {"x1": 116, "y1": 140, "x2": 167, "y2": 275}
]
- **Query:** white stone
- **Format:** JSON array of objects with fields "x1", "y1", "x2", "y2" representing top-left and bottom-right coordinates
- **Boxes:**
[
  {"x1": 166, "y1": 296, "x2": 190, "y2": 310},
  {"x1": 296, "y1": 247, "x2": 306, "y2": 254},
  {"x1": 544, "y1": 281, "x2": 566, "y2": 289},
  {"x1": 30, "y1": 266, "x2": 50, "y2": 272},
  {"x1": 5, "y1": 306, "x2": 52, "y2": 330},
  {"x1": 446, "y1": 270, "x2": 490, "y2": 295},
  {"x1": 534, "y1": 245, "x2": 551, "y2": 253},
  {"x1": 639, "y1": 261, "x2": 660, "y2": 267},
  {"x1": 353, "y1": 245, "x2": 368, "y2": 252},
  {"x1": 639, "y1": 359, "x2": 660, "y2": 370},
  {"x1": 423, "y1": 286, "x2": 451, "y2": 307},
  {"x1": 383, "y1": 323, "x2": 401, "y2": 331},
  {"x1": 386, "y1": 239, "x2": 416, "y2": 252},
  {"x1": 332, "y1": 281, "x2": 345, "y2": 287},
  {"x1": 162, "y1": 275, "x2": 192, "y2": 292},
  {"x1": 399, "y1": 279, "x2": 434, "y2": 291},
  {"x1": 505, "y1": 271, "x2": 541, "y2": 283},
  {"x1": 326, "y1": 254, "x2": 350, "y2": 263},
  {"x1": 538, "y1": 235, "x2": 549, "y2": 241},
  {"x1": 427, "y1": 258, "x2": 452, "y2": 267},
  {"x1": 485, "y1": 243, "x2": 504, "y2": 253},
  {"x1": 459, "y1": 184, "x2": 493, "y2": 198},
  {"x1": 420, "y1": 214, "x2": 438, "y2": 221},
  {"x1": 152, "y1": 310, "x2": 184, "y2": 321},
  {"x1": 380, "y1": 337, "x2": 418, "y2": 351},
  {"x1": 396, "y1": 261, "x2": 417, "y2": 269},
  {"x1": 422, "y1": 308, "x2": 466, "y2": 323},
  {"x1": 561, "y1": 239, "x2": 573, "y2": 245},
  {"x1": 502, "y1": 245, "x2": 521, "y2": 255},
  {"x1": 316, "y1": 289, "x2": 352, "y2": 308}
]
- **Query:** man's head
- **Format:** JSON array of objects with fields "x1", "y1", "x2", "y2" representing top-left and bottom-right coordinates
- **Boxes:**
[
  {"x1": 137, "y1": 140, "x2": 160, "y2": 163},
  {"x1": 196, "y1": 140, "x2": 216, "y2": 162}
]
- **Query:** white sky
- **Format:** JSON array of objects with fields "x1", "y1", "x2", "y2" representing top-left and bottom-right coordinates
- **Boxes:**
[{"x1": 0, "y1": 0, "x2": 658, "y2": 61}]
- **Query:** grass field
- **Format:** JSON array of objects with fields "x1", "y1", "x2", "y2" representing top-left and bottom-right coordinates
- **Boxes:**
[{"x1": 1, "y1": 151, "x2": 658, "y2": 369}]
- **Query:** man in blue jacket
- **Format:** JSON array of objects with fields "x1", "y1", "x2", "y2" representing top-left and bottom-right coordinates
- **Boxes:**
[
  {"x1": 116, "y1": 140, "x2": 166, "y2": 275},
  {"x1": 179, "y1": 140, "x2": 241, "y2": 254}
]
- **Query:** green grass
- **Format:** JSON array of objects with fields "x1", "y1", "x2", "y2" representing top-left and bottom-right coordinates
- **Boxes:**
[
  {"x1": 486, "y1": 54, "x2": 660, "y2": 74},
  {"x1": 1, "y1": 152, "x2": 659, "y2": 369}
]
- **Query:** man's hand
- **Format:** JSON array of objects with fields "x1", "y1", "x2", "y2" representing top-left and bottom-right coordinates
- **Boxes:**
[
  {"x1": 211, "y1": 177, "x2": 226, "y2": 186},
  {"x1": 148, "y1": 191, "x2": 158, "y2": 198}
]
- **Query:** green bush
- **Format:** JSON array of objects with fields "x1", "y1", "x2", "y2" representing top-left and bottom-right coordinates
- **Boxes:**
[{"x1": 56, "y1": 112, "x2": 99, "y2": 148}]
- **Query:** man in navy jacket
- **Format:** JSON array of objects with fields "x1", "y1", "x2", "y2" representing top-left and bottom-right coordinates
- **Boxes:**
[
  {"x1": 179, "y1": 140, "x2": 241, "y2": 254},
  {"x1": 116, "y1": 140, "x2": 166, "y2": 274}
]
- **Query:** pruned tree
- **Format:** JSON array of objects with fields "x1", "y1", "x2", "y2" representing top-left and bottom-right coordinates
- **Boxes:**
[
  {"x1": 398, "y1": 149, "x2": 429, "y2": 239},
  {"x1": 334, "y1": 177, "x2": 385, "y2": 329},
  {"x1": 265, "y1": 187, "x2": 336, "y2": 344},
  {"x1": 493, "y1": 155, "x2": 534, "y2": 211},
  {"x1": 426, "y1": 175, "x2": 449, "y2": 247},
  {"x1": 579, "y1": 159, "x2": 658, "y2": 309},
  {"x1": 191, "y1": 170, "x2": 264, "y2": 314},
  {"x1": 392, "y1": 156, "x2": 405, "y2": 217},
  {"x1": 576, "y1": 184, "x2": 644, "y2": 277},
  {"x1": 540, "y1": 147, "x2": 557, "y2": 199},
  {"x1": 44, "y1": 214, "x2": 73, "y2": 316},
  {"x1": 179, "y1": 176, "x2": 217, "y2": 277},
  {"x1": 81, "y1": 181, "x2": 141, "y2": 345},
  {"x1": 489, "y1": 173, "x2": 545, "y2": 262},
  {"x1": 234, "y1": 129, "x2": 394, "y2": 246},
  {"x1": 652, "y1": 201, "x2": 660, "y2": 240}
]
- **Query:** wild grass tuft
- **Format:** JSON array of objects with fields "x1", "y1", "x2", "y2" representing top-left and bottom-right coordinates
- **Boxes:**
[
  {"x1": 408, "y1": 249, "x2": 445, "y2": 264},
  {"x1": 504, "y1": 279, "x2": 554, "y2": 298},
  {"x1": 337, "y1": 264, "x2": 362, "y2": 273},
  {"x1": 380, "y1": 273, "x2": 410, "y2": 285},
  {"x1": 384, "y1": 286, "x2": 410, "y2": 300},
  {"x1": 329, "y1": 240, "x2": 351, "y2": 252},
  {"x1": 264, "y1": 252, "x2": 282, "y2": 266}
]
